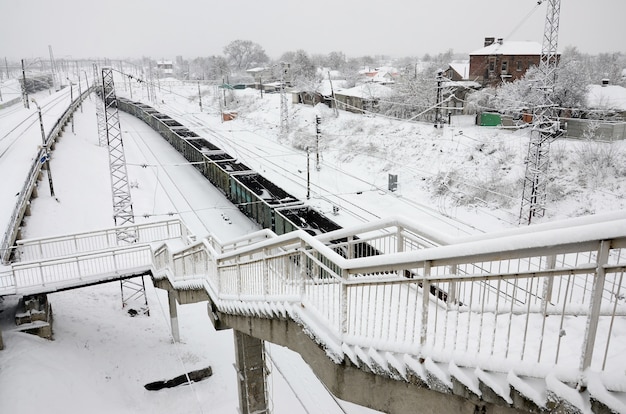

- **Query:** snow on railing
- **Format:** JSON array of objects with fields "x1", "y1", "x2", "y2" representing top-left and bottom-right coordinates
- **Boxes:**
[
  {"x1": 153, "y1": 215, "x2": 626, "y2": 383},
  {"x1": 16, "y1": 219, "x2": 191, "y2": 261},
  {"x1": 10, "y1": 244, "x2": 153, "y2": 295}
]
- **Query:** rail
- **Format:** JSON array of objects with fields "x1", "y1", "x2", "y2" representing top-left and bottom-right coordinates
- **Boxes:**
[
  {"x1": 154, "y1": 213, "x2": 626, "y2": 386},
  {"x1": 0, "y1": 219, "x2": 191, "y2": 296},
  {"x1": 0, "y1": 85, "x2": 95, "y2": 264},
  {"x1": 16, "y1": 219, "x2": 192, "y2": 261}
]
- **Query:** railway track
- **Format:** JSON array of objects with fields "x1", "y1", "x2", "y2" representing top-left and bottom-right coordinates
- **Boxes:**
[{"x1": 159, "y1": 103, "x2": 480, "y2": 236}]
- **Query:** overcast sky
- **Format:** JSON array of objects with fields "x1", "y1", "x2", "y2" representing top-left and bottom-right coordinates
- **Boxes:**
[{"x1": 2, "y1": 0, "x2": 625, "y2": 62}]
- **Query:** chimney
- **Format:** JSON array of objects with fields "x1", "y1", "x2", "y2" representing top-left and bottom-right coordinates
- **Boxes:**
[
  {"x1": 484, "y1": 37, "x2": 495, "y2": 47},
  {"x1": 601, "y1": 78, "x2": 610, "y2": 87},
  {"x1": 497, "y1": 38, "x2": 503, "y2": 45}
]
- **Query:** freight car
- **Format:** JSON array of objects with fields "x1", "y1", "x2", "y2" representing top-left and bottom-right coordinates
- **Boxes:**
[{"x1": 115, "y1": 97, "x2": 335, "y2": 237}]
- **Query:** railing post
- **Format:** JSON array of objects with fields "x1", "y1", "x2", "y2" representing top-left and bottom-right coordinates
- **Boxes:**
[
  {"x1": 580, "y1": 240, "x2": 611, "y2": 372},
  {"x1": 448, "y1": 264, "x2": 457, "y2": 306},
  {"x1": 299, "y1": 241, "x2": 306, "y2": 300},
  {"x1": 348, "y1": 236, "x2": 354, "y2": 259},
  {"x1": 341, "y1": 269, "x2": 349, "y2": 337},
  {"x1": 420, "y1": 261, "x2": 431, "y2": 347},
  {"x1": 397, "y1": 226, "x2": 404, "y2": 253},
  {"x1": 236, "y1": 255, "x2": 241, "y2": 300},
  {"x1": 262, "y1": 248, "x2": 269, "y2": 297},
  {"x1": 538, "y1": 254, "x2": 557, "y2": 362}
]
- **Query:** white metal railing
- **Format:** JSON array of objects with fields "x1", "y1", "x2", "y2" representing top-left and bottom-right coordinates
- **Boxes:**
[
  {"x1": 0, "y1": 219, "x2": 192, "y2": 296},
  {"x1": 5, "y1": 244, "x2": 153, "y2": 295},
  {"x1": 153, "y1": 214, "x2": 626, "y2": 385},
  {"x1": 16, "y1": 219, "x2": 191, "y2": 261}
]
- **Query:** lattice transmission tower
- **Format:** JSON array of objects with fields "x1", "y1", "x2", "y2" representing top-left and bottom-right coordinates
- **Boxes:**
[
  {"x1": 100, "y1": 67, "x2": 149, "y2": 314},
  {"x1": 93, "y1": 64, "x2": 108, "y2": 146},
  {"x1": 519, "y1": 0, "x2": 563, "y2": 225}
]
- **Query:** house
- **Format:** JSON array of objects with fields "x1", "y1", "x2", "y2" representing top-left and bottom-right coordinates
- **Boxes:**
[
  {"x1": 334, "y1": 83, "x2": 395, "y2": 114},
  {"x1": 359, "y1": 66, "x2": 399, "y2": 85},
  {"x1": 587, "y1": 80, "x2": 626, "y2": 119},
  {"x1": 445, "y1": 61, "x2": 470, "y2": 81},
  {"x1": 564, "y1": 80, "x2": 626, "y2": 140},
  {"x1": 291, "y1": 79, "x2": 348, "y2": 107},
  {"x1": 469, "y1": 37, "x2": 545, "y2": 87},
  {"x1": 156, "y1": 60, "x2": 173, "y2": 77}
]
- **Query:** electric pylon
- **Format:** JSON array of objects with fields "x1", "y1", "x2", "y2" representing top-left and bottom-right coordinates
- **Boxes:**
[
  {"x1": 100, "y1": 67, "x2": 149, "y2": 314},
  {"x1": 519, "y1": 0, "x2": 562, "y2": 225},
  {"x1": 93, "y1": 64, "x2": 108, "y2": 146}
]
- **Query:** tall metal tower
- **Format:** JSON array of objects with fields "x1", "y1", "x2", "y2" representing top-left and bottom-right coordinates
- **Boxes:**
[
  {"x1": 93, "y1": 64, "x2": 108, "y2": 146},
  {"x1": 519, "y1": 0, "x2": 562, "y2": 225},
  {"x1": 100, "y1": 67, "x2": 149, "y2": 314}
]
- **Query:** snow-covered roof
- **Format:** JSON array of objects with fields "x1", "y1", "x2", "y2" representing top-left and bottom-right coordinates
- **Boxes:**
[
  {"x1": 335, "y1": 83, "x2": 395, "y2": 99},
  {"x1": 470, "y1": 41, "x2": 542, "y2": 56},
  {"x1": 587, "y1": 84, "x2": 626, "y2": 111},
  {"x1": 443, "y1": 80, "x2": 481, "y2": 89},
  {"x1": 318, "y1": 79, "x2": 348, "y2": 96},
  {"x1": 246, "y1": 67, "x2": 268, "y2": 73},
  {"x1": 449, "y1": 62, "x2": 470, "y2": 79}
]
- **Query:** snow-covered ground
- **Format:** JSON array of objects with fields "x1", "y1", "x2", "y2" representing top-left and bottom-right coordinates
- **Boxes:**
[{"x1": 1, "y1": 75, "x2": 625, "y2": 413}]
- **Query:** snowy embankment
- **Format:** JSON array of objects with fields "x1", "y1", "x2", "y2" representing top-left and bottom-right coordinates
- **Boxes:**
[{"x1": 155, "y1": 83, "x2": 626, "y2": 233}]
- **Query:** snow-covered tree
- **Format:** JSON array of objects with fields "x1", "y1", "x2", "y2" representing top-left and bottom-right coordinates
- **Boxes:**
[
  {"x1": 223, "y1": 40, "x2": 269, "y2": 71},
  {"x1": 277, "y1": 49, "x2": 318, "y2": 88}
]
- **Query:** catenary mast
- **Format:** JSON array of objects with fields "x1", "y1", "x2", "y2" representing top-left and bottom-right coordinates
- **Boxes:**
[{"x1": 519, "y1": 0, "x2": 562, "y2": 225}]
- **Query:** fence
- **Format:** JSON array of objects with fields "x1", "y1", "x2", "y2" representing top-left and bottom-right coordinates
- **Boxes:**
[
  {"x1": 16, "y1": 219, "x2": 191, "y2": 261},
  {"x1": 154, "y1": 215, "x2": 626, "y2": 381}
]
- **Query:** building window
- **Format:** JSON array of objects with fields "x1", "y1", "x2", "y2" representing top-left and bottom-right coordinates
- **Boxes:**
[
  {"x1": 517, "y1": 61, "x2": 523, "y2": 71},
  {"x1": 501, "y1": 61, "x2": 508, "y2": 73},
  {"x1": 489, "y1": 59, "x2": 495, "y2": 72}
]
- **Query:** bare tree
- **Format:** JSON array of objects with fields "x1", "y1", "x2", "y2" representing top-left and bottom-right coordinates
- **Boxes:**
[{"x1": 223, "y1": 40, "x2": 269, "y2": 71}]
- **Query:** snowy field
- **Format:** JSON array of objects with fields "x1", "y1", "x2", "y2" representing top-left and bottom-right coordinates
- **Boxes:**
[{"x1": 1, "y1": 75, "x2": 625, "y2": 413}]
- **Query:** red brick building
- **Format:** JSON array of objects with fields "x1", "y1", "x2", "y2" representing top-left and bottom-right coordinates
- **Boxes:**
[{"x1": 469, "y1": 37, "x2": 543, "y2": 87}]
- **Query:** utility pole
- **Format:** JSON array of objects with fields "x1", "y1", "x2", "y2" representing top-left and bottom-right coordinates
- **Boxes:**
[
  {"x1": 4, "y1": 57, "x2": 9, "y2": 79},
  {"x1": 315, "y1": 115, "x2": 321, "y2": 171},
  {"x1": 100, "y1": 66, "x2": 149, "y2": 314},
  {"x1": 279, "y1": 62, "x2": 289, "y2": 137},
  {"x1": 67, "y1": 78, "x2": 75, "y2": 132},
  {"x1": 21, "y1": 59, "x2": 29, "y2": 109},
  {"x1": 197, "y1": 81, "x2": 203, "y2": 112},
  {"x1": 48, "y1": 45, "x2": 59, "y2": 91},
  {"x1": 306, "y1": 146, "x2": 311, "y2": 200},
  {"x1": 328, "y1": 71, "x2": 338, "y2": 117},
  {"x1": 434, "y1": 70, "x2": 444, "y2": 128},
  {"x1": 32, "y1": 98, "x2": 55, "y2": 197},
  {"x1": 519, "y1": 0, "x2": 562, "y2": 225}
]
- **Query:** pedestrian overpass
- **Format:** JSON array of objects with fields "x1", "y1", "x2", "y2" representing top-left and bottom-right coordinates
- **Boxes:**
[{"x1": 1, "y1": 212, "x2": 625, "y2": 414}]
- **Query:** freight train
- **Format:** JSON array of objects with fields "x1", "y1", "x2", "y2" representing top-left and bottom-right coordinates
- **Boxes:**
[{"x1": 115, "y1": 97, "x2": 345, "y2": 239}]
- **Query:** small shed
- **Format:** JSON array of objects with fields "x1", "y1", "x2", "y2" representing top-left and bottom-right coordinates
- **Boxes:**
[{"x1": 334, "y1": 83, "x2": 395, "y2": 114}]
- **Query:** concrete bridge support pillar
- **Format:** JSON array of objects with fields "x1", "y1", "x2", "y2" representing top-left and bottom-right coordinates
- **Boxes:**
[
  {"x1": 233, "y1": 330, "x2": 269, "y2": 414},
  {"x1": 167, "y1": 291, "x2": 180, "y2": 343},
  {"x1": 0, "y1": 329, "x2": 4, "y2": 350}
]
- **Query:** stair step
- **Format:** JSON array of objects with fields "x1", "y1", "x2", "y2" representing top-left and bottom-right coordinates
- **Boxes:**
[{"x1": 476, "y1": 369, "x2": 513, "y2": 406}]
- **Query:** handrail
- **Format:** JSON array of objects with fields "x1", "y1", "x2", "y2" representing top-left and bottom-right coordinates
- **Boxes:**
[
  {"x1": 0, "y1": 86, "x2": 95, "y2": 264},
  {"x1": 154, "y1": 213, "x2": 626, "y2": 384},
  {"x1": 16, "y1": 218, "x2": 191, "y2": 261}
]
